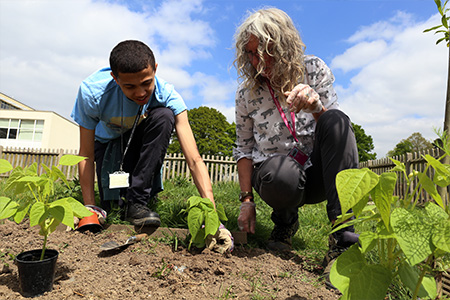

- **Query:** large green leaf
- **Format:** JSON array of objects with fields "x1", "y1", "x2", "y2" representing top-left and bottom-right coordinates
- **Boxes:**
[
  {"x1": 424, "y1": 154, "x2": 450, "y2": 187},
  {"x1": 0, "y1": 159, "x2": 13, "y2": 174},
  {"x1": 371, "y1": 172, "x2": 397, "y2": 228},
  {"x1": 44, "y1": 217, "x2": 61, "y2": 236},
  {"x1": 359, "y1": 231, "x2": 378, "y2": 254},
  {"x1": 0, "y1": 197, "x2": 18, "y2": 219},
  {"x1": 4, "y1": 166, "x2": 28, "y2": 193},
  {"x1": 391, "y1": 207, "x2": 434, "y2": 266},
  {"x1": 331, "y1": 244, "x2": 391, "y2": 300},
  {"x1": 16, "y1": 175, "x2": 42, "y2": 183},
  {"x1": 398, "y1": 261, "x2": 437, "y2": 299},
  {"x1": 425, "y1": 202, "x2": 450, "y2": 252},
  {"x1": 52, "y1": 165, "x2": 69, "y2": 187},
  {"x1": 336, "y1": 168, "x2": 379, "y2": 217},
  {"x1": 66, "y1": 197, "x2": 92, "y2": 219},
  {"x1": 29, "y1": 202, "x2": 47, "y2": 227},
  {"x1": 216, "y1": 203, "x2": 228, "y2": 222},
  {"x1": 49, "y1": 199, "x2": 74, "y2": 228},
  {"x1": 417, "y1": 173, "x2": 444, "y2": 209},
  {"x1": 390, "y1": 158, "x2": 406, "y2": 173},
  {"x1": 187, "y1": 206, "x2": 204, "y2": 247},
  {"x1": 58, "y1": 154, "x2": 87, "y2": 166},
  {"x1": 187, "y1": 196, "x2": 203, "y2": 210},
  {"x1": 204, "y1": 209, "x2": 220, "y2": 238},
  {"x1": 24, "y1": 162, "x2": 38, "y2": 176},
  {"x1": 13, "y1": 202, "x2": 31, "y2": 223}
]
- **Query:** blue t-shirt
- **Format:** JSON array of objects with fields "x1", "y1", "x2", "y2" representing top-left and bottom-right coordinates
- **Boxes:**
[{"x1": 71, "y1": 67, "x2": 187, "y2": 143}]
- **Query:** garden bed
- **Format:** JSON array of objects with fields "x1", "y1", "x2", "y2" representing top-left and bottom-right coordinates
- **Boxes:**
[{"x1": 0, "y1": 220, "x2": 340, "y2": 299}]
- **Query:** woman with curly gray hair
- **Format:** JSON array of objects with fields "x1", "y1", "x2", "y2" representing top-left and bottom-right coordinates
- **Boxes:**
[{"x1": 232, "y1": 7, "x2": 359, "y2": 285}]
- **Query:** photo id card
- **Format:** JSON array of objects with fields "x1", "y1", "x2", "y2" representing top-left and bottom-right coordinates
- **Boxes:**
[
  {"x1": 288, "y1": 146, "x2": 309, "y2": 166},
  {"x1": 109, "y1": 171, "x2": 129, "y2": 189}
]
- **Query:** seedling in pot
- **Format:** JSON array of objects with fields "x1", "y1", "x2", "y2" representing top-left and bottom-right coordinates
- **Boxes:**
[{"x1": 0, "y1": 155, "x2": 93, "y2": 260}]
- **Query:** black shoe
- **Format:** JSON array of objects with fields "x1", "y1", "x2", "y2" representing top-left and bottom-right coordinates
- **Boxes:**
[
  {"x1": 126, "y1": 202, "x2": 161, "y2": 227},
  {"x1": 266, "y1": 219, "x2": 299, "y2": 251},
  {"x1": 322, "y1": 231, "x2": 359, "y2": 290},
  {"x1": 321, "y1": 235, "x2": 347, "y2": 290}
]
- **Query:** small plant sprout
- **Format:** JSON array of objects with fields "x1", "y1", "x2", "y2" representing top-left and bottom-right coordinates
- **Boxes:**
[
  {"x1": 0, "y1": 155, "x2": 93, "y2": 260},
  {"x1": 180, "y1": 196, "x2": 228, "y2": 250}
]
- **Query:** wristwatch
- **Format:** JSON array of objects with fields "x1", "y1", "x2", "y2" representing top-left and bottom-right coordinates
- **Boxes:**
[{"x1": 239, "y1": 191, "x2": 254, "y2": 202}]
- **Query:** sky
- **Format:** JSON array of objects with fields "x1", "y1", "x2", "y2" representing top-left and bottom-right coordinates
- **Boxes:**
[{"x1": 0, "y1": 0, "x2": 447, "y2": 157}]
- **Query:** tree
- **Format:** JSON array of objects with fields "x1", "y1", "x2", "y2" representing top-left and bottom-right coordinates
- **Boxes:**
[
  {"x1": 424, "y1": 0, "x2": 449, "y2": 139},
  {"x1": 168, "y1": 106, "x2": 235, "y2": 156},
  {"x1": 387, "y1": 140, "x2": 413, "y2": 157},
  {"x1": 387, "y1": 132, "x2": 433, "y2": 157},
  {"x1": 408, "y1": 132, "x2": 434, "y2": 151},
  {"x1": 352, "y1": 123, "x2": 377, "y2": 162}
]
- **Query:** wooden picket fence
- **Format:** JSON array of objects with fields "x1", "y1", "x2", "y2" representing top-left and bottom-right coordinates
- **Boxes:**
[
  {"x1": 161, "y1": 152, "x2": 238, "y2": 183},
  {"x1": 0, "y1": 147, "x2": 239, "y2": 184},
  {"x1": 1, "y1": 146, "x2": 448, "y2": 200},
  {"x1": 0, "y1": 147, "x2": 80, "y2": 179},
  {"x1": 360, "y1": 147, "x2": 449, "y2": 206}
]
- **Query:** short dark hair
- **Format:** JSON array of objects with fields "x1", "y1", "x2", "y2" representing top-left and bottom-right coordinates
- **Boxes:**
[{"x1": 109, "y1": 40, "x2": 156, "y2": 77}]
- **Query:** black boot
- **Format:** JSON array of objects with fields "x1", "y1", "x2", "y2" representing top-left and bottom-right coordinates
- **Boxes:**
[
  {"x1": 322, "y1": 226, "x2": 359, "y2": 290},
  {"x1": 126, "y1": 202, "x2": 161, "y2": 227},
  {"x1": 266, "y1": 219, "x2": 299, "y2": 251}
]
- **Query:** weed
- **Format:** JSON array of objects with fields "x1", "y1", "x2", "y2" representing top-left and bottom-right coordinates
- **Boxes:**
[
  {"x1": 218, "y1": 284, "x2": 237, "y2": 299},
  {"x1": 0, "y1": 249, "x2": 14, "y2": 268},
  {"x1": 151, "y1": 258, "x2": 173, "y2": 279}
]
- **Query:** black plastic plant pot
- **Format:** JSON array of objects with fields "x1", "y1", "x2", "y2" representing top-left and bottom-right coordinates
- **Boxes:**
[{"x1": 15, "y1": 249, "x2": 59, "y2": 298}]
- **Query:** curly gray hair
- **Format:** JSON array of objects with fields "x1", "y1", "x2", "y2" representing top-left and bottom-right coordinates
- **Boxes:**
[{"x1": 233, "y1": 7, "x2": 306, "y2": 102}]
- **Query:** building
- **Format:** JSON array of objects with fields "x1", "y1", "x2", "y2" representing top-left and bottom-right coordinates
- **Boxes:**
[{"x1": 0, "y1": 92, "x2": 79, "y2": 150}]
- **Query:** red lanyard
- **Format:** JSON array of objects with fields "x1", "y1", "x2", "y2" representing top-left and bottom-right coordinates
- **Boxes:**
[{"x1": 266, "y1": 80, "x2": 298, "y2": 143}]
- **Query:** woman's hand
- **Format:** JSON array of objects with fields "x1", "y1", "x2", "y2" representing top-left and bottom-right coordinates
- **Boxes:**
[
  {"x1": 285, "y1": 84, "x2": 322, "y2": 114},
  {"x1": 237, "y1": 201, "x2": 256, "y2": 234}
]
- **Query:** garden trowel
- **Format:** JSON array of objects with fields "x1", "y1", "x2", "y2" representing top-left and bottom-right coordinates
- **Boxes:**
[{"x1": 100, "y1": 233, "x2": 147, "y2": 252}]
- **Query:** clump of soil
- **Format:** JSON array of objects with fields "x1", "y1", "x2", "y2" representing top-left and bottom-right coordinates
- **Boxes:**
[{"x1": 0, "y1": 220, "x2": 340, "y2": 299}]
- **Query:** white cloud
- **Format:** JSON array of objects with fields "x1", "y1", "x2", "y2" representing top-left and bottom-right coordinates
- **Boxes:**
[
  {"x1": 0, "y1": 0, "x2": 232, "y2": 123},
  {"x1": 331, "y1": 40, "x2": 388, "y2": 72},
  {"x1": 332, "y1": 12, "x2": 447, "y2": 157}
]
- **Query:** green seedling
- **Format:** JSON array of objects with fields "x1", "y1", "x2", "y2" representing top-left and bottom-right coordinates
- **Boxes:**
[
  {"x1": 0, "y1": 155, "x2": 92, "y2": 260},
  {"x1": 0, "y1": 249, "x2": 15, "y2": 268},
  {"x1": 180, "y1": 196, "x2": 227, "y2": 250},
  {"x1": 331, "y1": 130, "x2": 450, "y2": 300},
  {"x1": 151, "y1": 258, "x2": 173, "y2": 279}
]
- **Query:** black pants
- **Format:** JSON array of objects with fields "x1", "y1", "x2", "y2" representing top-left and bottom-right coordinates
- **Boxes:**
[
  {"x1": 252, "y1": 109, "x2": 359, "y2": 226},
  {"x1": 94, "y1": 107, "x2": 175, "y2": 211}
]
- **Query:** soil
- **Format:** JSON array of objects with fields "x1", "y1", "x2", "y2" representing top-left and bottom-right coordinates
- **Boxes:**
[{"x1": 0, "y1": 220, "x2": 340, "y2": 300}]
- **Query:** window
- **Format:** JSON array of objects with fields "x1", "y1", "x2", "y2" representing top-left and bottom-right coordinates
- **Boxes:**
[
  {"x1": 0, "y1": 119, "x2": 44, "y2": 142},
  {"x1": 0, "y1": 100, "x2": 19, "y2": 110}
]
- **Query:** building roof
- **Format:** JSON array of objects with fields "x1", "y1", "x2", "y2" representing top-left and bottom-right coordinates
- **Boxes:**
[{"x1": 0, "y1": 92, "x2": 35, "y2": 110}]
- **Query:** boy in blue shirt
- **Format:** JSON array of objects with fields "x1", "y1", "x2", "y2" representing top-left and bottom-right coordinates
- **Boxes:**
[{"x1": 72, "y1": 40, "x2": 216, "y2": 227}]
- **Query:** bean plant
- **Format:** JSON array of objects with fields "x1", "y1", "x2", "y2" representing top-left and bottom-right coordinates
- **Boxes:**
[
  {"x1": 330, "y1": 131, "x2": 450, "y2": 299},
  {"x1": 0, "y1": 155, "x2": 92, "y2": 260}
]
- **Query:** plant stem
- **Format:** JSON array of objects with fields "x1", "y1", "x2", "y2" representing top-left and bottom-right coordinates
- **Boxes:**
[
  {"x1": 40, "y1": 234, "x2": 48, "y2": 261},
  {"x1": 412, "y1": 255, "x2": 431, "y2": 299},
  {"x1": 379, "y1": 238, "x2": 386, "y2": 266}
]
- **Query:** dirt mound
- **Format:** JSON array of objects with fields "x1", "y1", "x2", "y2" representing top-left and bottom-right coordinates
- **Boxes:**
[{"x1": 0, "y1": 220, "x2": 340, "y2": 299}]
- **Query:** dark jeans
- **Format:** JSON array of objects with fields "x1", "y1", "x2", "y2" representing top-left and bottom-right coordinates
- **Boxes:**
[
  {"x1": 251, "y1": 109, "x2": 359, "y2": 226},
  {"x1": 94, "y1": 107, "x2": 175, "y2": 211}
]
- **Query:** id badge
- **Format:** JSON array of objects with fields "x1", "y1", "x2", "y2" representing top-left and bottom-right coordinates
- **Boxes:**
[
  {"x1": 288, "y1": 146, "x2": 308, "y2": 166},
  {"x1": 109, "y1": 171, "x2": 129, "y2": 189}
]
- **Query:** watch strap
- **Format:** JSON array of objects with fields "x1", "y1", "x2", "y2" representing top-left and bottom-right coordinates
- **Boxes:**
[{"x1": 239, "y1": 191, "x2": 254, "y2": 202}]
